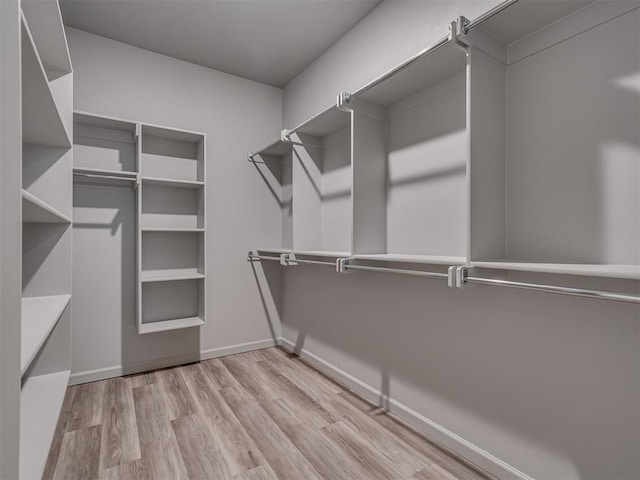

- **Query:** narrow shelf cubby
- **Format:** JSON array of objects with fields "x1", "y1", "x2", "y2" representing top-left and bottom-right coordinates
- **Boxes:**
[
  {"x1": 350, "y1": 40, "x2": 468, "y2": 265},
  {"x1": 290, "y1": 106, "x2": 352, "y2": 256},
  {"x1": 73, "y1": 112, "x2": 138, "y2": 173},
  {"x1": 139, "y1": 279, "x2": 205, "y2": 334},
  {"x1": 141, "y1": 125, "x2": 204, "y2": 182},
  {"x1": 141, "y1": 231, "x2": 204, "y2": 282},
  {"x1": 248, "y1": 139, "x2": 293, "y2": 253},
  {"x1": 464, "y1": 0, "x2": 640, "y2": 279},
  {"x1": 140, "y1": 180, "x2": 204, "y2": 230}
]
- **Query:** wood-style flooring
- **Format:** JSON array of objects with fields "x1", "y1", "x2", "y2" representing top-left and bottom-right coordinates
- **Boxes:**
[{"x1": 44, "y1": 347, "x2": 492, "y2": 480}]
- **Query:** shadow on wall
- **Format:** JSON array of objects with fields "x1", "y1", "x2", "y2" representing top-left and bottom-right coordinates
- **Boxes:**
[{"x1": 250, "y1": 259, "x2": 283, "y2": 345}]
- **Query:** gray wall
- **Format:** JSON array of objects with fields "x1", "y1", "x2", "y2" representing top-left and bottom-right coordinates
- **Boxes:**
[
  {"x1": 280, "y1": 1, "x2": 640, "y2": 478},
  {"x1": 67, "y1": 28, "x2": 284, "y2": 378}
]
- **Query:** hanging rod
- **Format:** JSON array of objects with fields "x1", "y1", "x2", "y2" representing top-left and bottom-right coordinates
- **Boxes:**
[
  {"x1": 458, "y1": 267, "x2": 640, "y2": 304},
  {"x1": 73, "y1": 172, "x2": 138, "y2": 183},
  {"x1": 338, "y1": 259, "x2": 450, "y2": 282},
  {"x1": 286, "y1": 254, "x2": 336, "y2": 267},
  {"x1": 247, "y1": 252, "x2": 283, "y2": 262}
]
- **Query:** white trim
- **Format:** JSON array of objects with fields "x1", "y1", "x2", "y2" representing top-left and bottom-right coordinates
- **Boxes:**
[
  {"x1": 69, "y1": 338, "x2": 279, "y2": 385},
  {"x1": 279, "y1": 338, "x2": 534, "y2": 480},
  {"x1": 199, "y1": 338, "x2": 280, "y2": 361}
]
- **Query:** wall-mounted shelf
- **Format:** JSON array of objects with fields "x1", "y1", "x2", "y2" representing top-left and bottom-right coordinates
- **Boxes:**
[
  {"x1": 470, "y1": 261, "x2": 640, "y2": 281},
  {"x1": 352, "y1": 254, "x2": 467, "y2": 266},
  {"x1": 20, "y1": 370, "x2": 71, "y2": 480},
  {"x1": 22, "y1": 189, "x2": 72, "y2": 224},
  {"x1": 142, "y1": 176, "x2": 204, "y2": 188},
  {"x1": 141, "y1": 270, "x2": 205, "y2": 283},
  {"x1": 20, "y1": 294, "x2": 71, "y2": 376},
  {"x1": 138, "y1": 316, "x2": 205, "y2": 335},
  {"x1": 21, "y1": 13, "x2": 70, "y2": 149}
]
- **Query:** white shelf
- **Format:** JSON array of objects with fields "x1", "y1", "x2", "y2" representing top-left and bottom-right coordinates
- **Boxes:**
[
  {"x1": 139, "y1": 316, "x2": 205, "y2": 334},
  {"x1": 470, "y1": 261, "x2": 640, "y2": 280},
  {"x1": 74, "y1": 167, "x2": 137, "y2": 177},
  {"x1": 20, "y1": 370, "x2": 70, "y2": 480},
  {"x1": 352, "y1": 254, "x2": 466, "y2": 266},
  {"x1": 22, "y1": 189, "x2": 72, "y2": 224},
  {"x1": 21, "y1": 295, "x2": 71, "y2": 376},
  {"x1": 21, "y1": 13, "x2": 70, "y2": 148},
  {"x1": 141, "y1": 270, "x2": 204, "y2": 283},
  {"x1": 141, "y1": 227, "x2": 204, "y2": 233},
  {"x1": 20, "y1": 0, "x2": 72, "y2": 80},
  {"x1": 142, "y1": 176, "x2": 204, "y2": 189},
  {"x1": 256, "y1": 248, "x2": 292, "y2": 255}
]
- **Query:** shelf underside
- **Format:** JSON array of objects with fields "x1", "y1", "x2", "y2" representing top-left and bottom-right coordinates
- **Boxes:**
[
  {"x1": 141, "y1": 269, "x2": 205, "y2": 283},
  {"x1": 20, "y1": 370, "x2": 70, "y2": 480},
  {"x1": 470, "y1": 261, "x2": 640, "y2": 280},
  {"x1": 139, "y1": 316, "x2": 205, "y2": 334},
  {"x1": 21, "y1": 295, "x2": 71, "y2": 376},
  {"x1": 353, "y1": 254, "x2": 466, "y2": 266},
  {"x1": 22, "y1": 189, "x2": 71, "y2": 223}
]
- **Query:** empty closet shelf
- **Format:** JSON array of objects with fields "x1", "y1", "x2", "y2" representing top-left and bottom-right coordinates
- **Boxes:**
[
  {"x1": 139, "y1": 317, "x2": 205, "y2": 334},
  {"x1": 20, "y1": 370, "x2": 70, "y2": 480},
  {"x1": 141, "y1": 270, "x2": 205, "y2": 282},
  {"x1": 470, "y1": 261, "x2": 640, "y2": 280},
  {"x1": 352, "y1": 254, "x2": 466, "y2": 265},
  {"x1": 22, "y1": 190, "x2": 72, "y2": 224},
  {"x1": 21, "y1": 295, "x2": 71, "y2": 376},
  {"x1": 141, "y1": 227, "x2": 204, "y2": 232}
]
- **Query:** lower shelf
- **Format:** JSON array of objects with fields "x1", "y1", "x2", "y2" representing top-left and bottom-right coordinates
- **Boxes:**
[
  {"x1": 141, "y1": 269, "x2": 205, "y2": 283},
  {"x1": 139, "y1": 316, "x2": 205, "y2": 334},
  {"x1": 20, "y1": 370, "x2": 70, "y2": 480},
  {"x1": 470, "y1": 261, "x2": 640, "y2": 280}
]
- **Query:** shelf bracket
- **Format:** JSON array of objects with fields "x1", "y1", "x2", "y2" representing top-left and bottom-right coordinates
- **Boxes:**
[
  {"x1": 447, "y1": 266, "x2": 458, "y2": 288},
  {"x1": 448, "y1": 19, "x2": 469, "y2": 53},
  {"x1": 337, "y1": 92, "x2": 352, "y2": 112},
  {"x1": 281, "y1": 253, "x2": 298, "y2": 266},
  {"x1": 455, "y1": 266, "x2": 469, "y2": 288},
  {"x1": 337, "y1": 257, "x2": 349, "y2": 273}
]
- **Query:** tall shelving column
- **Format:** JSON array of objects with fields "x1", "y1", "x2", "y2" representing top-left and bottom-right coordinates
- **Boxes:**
[
  {"x1": 138, "y1": 125, "x2": 206, "y2": 334},
  {"x1": 18, "y1": 0, "x2": 73, "y2": 478}
]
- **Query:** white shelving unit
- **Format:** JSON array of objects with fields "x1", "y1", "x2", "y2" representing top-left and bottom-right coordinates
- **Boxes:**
[
  {"x1": 138, "y1": 124, "x2": 206, "y2": 334},
  {"x1": 17, "y1": 0, "x2": 74, "y2": 478},
  {"x1": 248, "y1": 139, "x2": 293, "y2": 253},
  {"x1": 289, "y1": 106, "x2": 353, "y2": 256},
  {"x1": 72, "y1": 112, "x2": 207, "y2": 334},
  {"x1": 462, "y1": 0, "x2": 640, "y2": 280}
]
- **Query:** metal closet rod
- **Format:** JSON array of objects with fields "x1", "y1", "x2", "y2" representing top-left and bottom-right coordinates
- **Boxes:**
[
  {"x1": 247, "y1": 253, "x2": 282, "y2": 262},
  {"x1": 459, "y1": 268, "x2": 640, "y2": 304},
  {"x1": 342, "y1": 261, "x2": 449, "y2": 281},
  {"x1": 73, "y1": 172, "x2": 138, "y2": 183},
  {"x1": 289, "y1": 257, "x2": 336, "y2": 267}
]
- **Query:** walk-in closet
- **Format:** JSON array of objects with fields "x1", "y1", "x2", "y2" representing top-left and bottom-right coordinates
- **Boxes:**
[{"x1": 1, "y1": 0, "x2": 638, "y2": 478}]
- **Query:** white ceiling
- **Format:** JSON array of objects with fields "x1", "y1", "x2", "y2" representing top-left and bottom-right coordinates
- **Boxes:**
[{"x1": 59, "y1": 0, "x2": 383, "y2": 88}]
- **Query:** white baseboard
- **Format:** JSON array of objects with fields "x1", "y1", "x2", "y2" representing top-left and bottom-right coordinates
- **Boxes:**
[
  {"x1": 279, "y1": 338, "x2": 534, "y2": 480},
  {"x1": 69, "y1": 337, "x2": 279, "y2": 386}
]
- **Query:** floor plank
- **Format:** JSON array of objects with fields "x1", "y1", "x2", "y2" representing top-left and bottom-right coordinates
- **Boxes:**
[
  {"x1": 153, "y1": 366, "x2": 198, "y2": 420},
  {"x1": 53, "y1": 425, "x2": 101, "y2": 480},
  {"x1": 99, "y1": 459, "x2": 147, "y2": 480},
  {"x1": 234, "y1": 465, "x2": 279, "y2": 480},
  {"x1": 43, "y1": 386, "x2": 75, "y2": 480},
  {"x1": 100, "y1": 377, "x2": 141, "y2": 469},
  {"x1": 219, "y1": 385, "x2": 323, "y2": 480},
  {"x1": 172, "y1": 414, "x2": 234, "y2": 479},
  {"x1": 65, "y1": 381, "x2": 106, "y2": 432},
  {"x1": 132, "y1": 384, "x2": 189, "y2": 479}
]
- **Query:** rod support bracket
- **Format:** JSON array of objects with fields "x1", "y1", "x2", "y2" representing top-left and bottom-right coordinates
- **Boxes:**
[
  {"x1": 337, "y1": 92, "x2": 352, "y2": 112},
  {"x1": 449, "y1": 19, "x2": 469, "y2": 52},
  {"x1": 456, "y1": 266, "x2": 469, "y2": 288},
  {"x1": 280, "y1": 129, "x2": 292, "y2": 143},
  {"x1": 247, "y1": 250, "x2": 259, "y2": 262},
  {"x1": 457, "y1": 15, "x2": 470, "y2": 35},
  {"x1": 447, "y1": 266, "x2": 458, "y2": 288},
  {"x1": 247, "y1": 152, "x2": 256, "y2": 162},
  {"x1": 337, "y1": 258, "x2": 350, "y2": 273},
  {"x1": 281, "y1": 253, "x2": 297, "y2": 266}
]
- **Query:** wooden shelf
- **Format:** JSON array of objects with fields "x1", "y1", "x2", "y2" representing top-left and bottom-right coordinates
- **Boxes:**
[
  {"x1": 141, "y1": 270, "x2": 204, "y2": 283},
  {"x1": 21, "y1": 13, "x2": 70, "y2": 148},
  {"x1": 20, "y1": 370, "x2": 70, "y2": 480},
  {"x1": 352, "y1": 254, "x2": 466, "y2": 266},
  {"x1": 470, "y1": 261, "x2": 640, "y2": 280},
  {"x1": 142, "y1": 176, "x2": 204, "y2": 189},
  {"x1": 21, "y1": 295, "x2": 71, "y2": 376},
  {"x1": 22, "y1": 189, "x2": 72, "y2": 224},
  {"x1": 139, "y1": 316, "x2": 205, "y2": 334}
]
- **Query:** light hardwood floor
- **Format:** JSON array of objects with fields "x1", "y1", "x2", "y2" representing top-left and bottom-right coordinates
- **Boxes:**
[{"x1": 44, "y1": 347, "x2": 493, "y2": 480}]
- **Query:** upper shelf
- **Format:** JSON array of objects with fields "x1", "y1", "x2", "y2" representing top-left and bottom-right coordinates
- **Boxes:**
[
  {"x1": 352, "y1": 254, "x2": 466, "y2": 266},
  {"x1": 142, "y1": 177, "x2": 204, "y2": 189},
  {"x1": 470, "y1": 261, "x2": 640, "y2": 280},
  {"x1": 22, "y1": 190, "x2": 72, "y2": 224},
  {"x1": 21, "y1": 14, "x2": 70, "y2": 149},
  {"x1": 20, "y1": 0, "x2": 72, "y2": 80},
  {"x1": 250, "y1": 139, "x2": 291, "y2": 160},
  {"x1": 290, "y1": 105, "x2": 350, "y2": 138}
]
